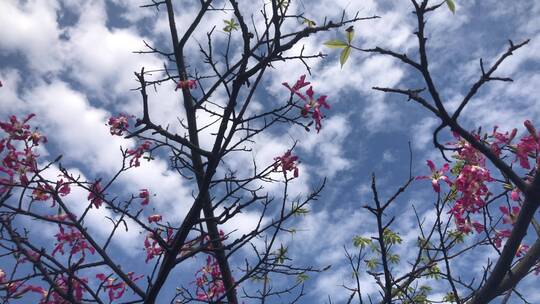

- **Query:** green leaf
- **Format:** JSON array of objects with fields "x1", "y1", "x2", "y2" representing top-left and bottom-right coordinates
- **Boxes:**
[
  {"x1": 340, "y1": 46, "x2": 351, "y2": 68},
  {"x1": 446, "y1": 0, "x2": 456, "y2": 14},
  {"x1": 323, "y1": 39, "x2": 348, "y2": 49},
  {"x1": 296, "y1": 273, "x2": 309, "y2": 283},
  {"x1": 352, "y1": 236, "x2": 372, "y2": 248},
  {"x1": 223, "y1": 18, "x2": 239, "y2": 33}
]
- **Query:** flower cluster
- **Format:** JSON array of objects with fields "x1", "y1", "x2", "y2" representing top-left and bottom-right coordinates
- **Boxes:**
[
  {"x1": 127, "y1": 141, "x2": 152, "y2": 167},
  {"x1": 283, "y1": 75, "x2": 331, "y2": 133},
  {"x1": 87, "y1": 180, "x2": 104, "y2": 208},
  {"x1": 40, "y1": 276, "x2": 88, "y2": 304},
  {"x1": 417, "y1": 122, "x2": 540, "y2": 256},
  {"x1": 515, "y1": 120, "x2": 540, "y2": 169},
  {"x1": 96, "y1": 272, "x2": 142, "y2": 302},
  {"x1": 175, "y1": 79, "x2": 197, "y2": 91},
  {"x1": 139, "y1": 188, "x2": 150, "y2": 205},
  {"x1": 194, "y1": 255, "x2": 226, "y2": 302},
  {"x1": 52, "y1": 226, "x2": 95, "y2": 258},
  {"x1": 0, "y1": 114, "x2": 46, "y2": 193},
  {"x1": 274, "y1": 150, "x2": 299, "y2": 178},
  {"x1": 144, "y1": 228, "x2": 173, "y2": 263},
  {"x1": 107, "y1": 114, "x2": 131, "y2": 136}
]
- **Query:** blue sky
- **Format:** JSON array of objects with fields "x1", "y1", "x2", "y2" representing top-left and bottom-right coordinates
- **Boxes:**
[{"x1": 1, "y1": 0, "x2": 539, "y2": 303}]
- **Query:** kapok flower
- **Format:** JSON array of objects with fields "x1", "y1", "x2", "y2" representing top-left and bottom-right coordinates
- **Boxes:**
[
  {"x1": 96, "y1": 272, "x2": 143, "y2": 302},
  {"x1": 56, "y1": 178, "x2": 71, "y2": 197},
  {"x1": 176, "y1": 79, "x2": 197, "y2": 91},
  {"x1": 107, "y1": 114, "x2": 130, "y2": 136},
  {"x1": 127, "y1": 141, "x2": 152, "y2": 167},
  {"x1": 194, "y1": 255, "x2": 226, "y2": 302},
  {"x1": 416, "y1": 160, "x2": 452, "y2": 193},
  {"x1": 87, "y1": 181, "x2": 103, "y2": 209},
  {"x1": 303, "y1": 86, "x2": 330, "y2": 133},
  {"x1": 282, "y1": 74, "x2": 311, "y2": 100},
  {"x1": 139, "y1": 188, "x2": 150, "y2": 205},
  {"x1": 493, "y1": 229, "x2": 512, "y2": 248},
  {"x1": 148, "y1": 214, "x2": 162, "y2": 223},
  {"x1": 500, "y1": 205, "x2": 520, "y2": 225},
  {"x1": 510, "y1": 188, "x2": 521, "y2": 201},
  {"x1": 274, "y1": 150, "x2": 299, "y2": 178},
  {"x1": 52, "y1": 226, "x2": 95, "y2": 258}
]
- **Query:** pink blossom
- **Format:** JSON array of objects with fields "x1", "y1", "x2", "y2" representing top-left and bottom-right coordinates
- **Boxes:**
[
  {"x1": 139, "y1": 188, "x2": 150, "y2": 205},
  {"x1": 56, "y1": 179, "x2": 71, "y2": 196},
  {"x1": 510, "y1": 188, "x2": 520, "y2": 201},
  {"x1": 282, "y1": 74, "x2": 310, "y2": 100},
  {"x1": 500, "y1": 205, "x2": 520, "y2": 225},
  {"x1": 127, "y1": 141, "x2": 151, "y2": 167},
  {"x1": 416, "y1": 160, "x2": 452, "y2": 193},
  {"x1": 302, "y1": 86, "x2": 330, "y2": 132},
  {"x1": 87, "y1": 181, "x2": 103, "y2": 208},
  {"x1": 274, "y1": 150, "x2": 299, "y2": 178},
  {"x1": 52, "y1": 226, "x2": 95, "y2": 258},
  {"x1": 107, "y1": 114, "x2": 130, "y2": 136},
  {"x1": 32, "y1": 183, "x2": 52, "y2": 201},
  {"x1": 493, "y1": 229, "x2": 512, "y2": 248},
  {"x1": 96, "y1": 272, "x2": 143, "y2": 302},
  {"x1": 39, "y1": 276, "x2": 88, "y2": 303},
  {"x1": 148, "y1": 214, "x2": 162, "y2": 223},
  {"x1": 194, "y1": 255, "x2": 227, "y2": 302},
  {"x1": 176, "y1": 79, "x2": 197, "y2": 91}
]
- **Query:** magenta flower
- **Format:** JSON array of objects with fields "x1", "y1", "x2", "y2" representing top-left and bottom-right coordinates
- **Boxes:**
[
  {"x1": 52, "y1": 226, "x2": 95, "y2": 258},
  {"x1": 139, "y1": 188, "x2": 150, "y2": 205},
  {"x1": 282, "y1": 74, "x2": 310, "y2": 100},
  {"x1": 96, "y1": 272, "x2": 143, "y2": 302},
  {"x1": 175, "y1": 79, "x2": 197, "y2": 91},
  {"x1": 127, "y1": 141, "x2": 152, "y2": 167},
  {"x1": 500, "y1": 205, "x2": 520, "y2": 225},
  {"x1": 303, "y1": 86, "x2": 330, "y2": 133},
  {"x1": 416, "y1": 160, "x2": 452, "y2": 193},
  {"x1": 274, "y1": 150, "x2": 299, "y2": 178},
  {"x1": 148, "y1": 214, "x2": 162, "y2": 223},
  {"x1": 87, "y1": 181, "x2": 103, "y2": 209},
  {"x1": 107, "y1": 114, "x2": 130, "y2": 136}
]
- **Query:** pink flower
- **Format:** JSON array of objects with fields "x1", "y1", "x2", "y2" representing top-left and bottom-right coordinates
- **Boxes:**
[
  {"x1": 32, "y1": 183, "x2": 52, "y2": 201},
  {"x1": 303, "y1": 86, "x2": 330, "y2": 132},
  {"x1": 87, "y1": 181, "x2": 103, "y2": 209},
  {"x1": 194, "y1": 255, "x2": 227, "y2": 302},
  {"x1": 416, "y1": 160, "x2": 452, "y2": 193},
  {"x1": 127, "y1": 141, "x2": 152, "y2": 167},
  {"x1": 493, "y1": 229, "x2": 512, "y2": 248},
  {"x1": 510, "y1": 188, "x2": 520, "y2": 201},
  {"x1": 148, "y1": 214, "x2": 162, "y2": 223},
  {"x1": 56, "y1": 178, "x2": 71, "y2": 196},
  {"x1": 490, "y1": 126, "x2": 517, "y2": 156},
  {"x1": 282, "y1": 75, "x2": 310, "y2": 100},
  {"x1": 456, "y1": 218, "x2": 484, "y2": 234},
  {"x1": 96, "y1": 272, "x2": 143, "y2": 302},
  {"x1": 500, "y1": 205, "x2": 520, "y2": 225},
  {"x1": 139, "y1": 188, "x2": 150, "y2": 205},
  {"x1": 107, "y1": 114, "x2": 130, "y2": 136},
  {"x1": 39, "y1": 276, "x2": 88, "y2": 303},
  {"x1": 52, "y1": 226, "x2": 95, "y2": 258},
  {"x1": 176, "y1": 79, "x2": 197, "y2": 91},
  {"x1": 274, "y1": 150, "x2": 299, "y2": 178}
]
